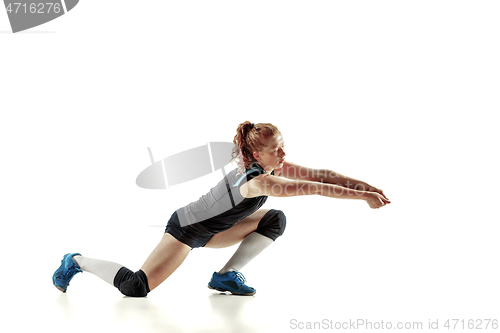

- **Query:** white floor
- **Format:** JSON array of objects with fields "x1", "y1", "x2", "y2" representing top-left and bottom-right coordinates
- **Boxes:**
[
  {"x1": 6, "y1": 201, "x2": 500, "y2": 333},
  {"x1": 47, "y1": 285, "x2": 274, "y2": 333}
]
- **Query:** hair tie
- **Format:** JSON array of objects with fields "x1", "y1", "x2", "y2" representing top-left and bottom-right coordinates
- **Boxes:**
[{"x1": 249, "y1": 123, "x2": 255, "y2": 129}]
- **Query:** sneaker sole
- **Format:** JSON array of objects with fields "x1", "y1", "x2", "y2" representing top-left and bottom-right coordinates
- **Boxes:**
[
  {"x1": 208, "y1": 284, "x2": 256, "y2": 296},
  {"x1": 54, "y1": 285, "x2": 67, "y2": 293}
]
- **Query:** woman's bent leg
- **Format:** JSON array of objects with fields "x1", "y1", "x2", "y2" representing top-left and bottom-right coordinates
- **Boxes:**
[
  {"x1": 216, "y1": 232, "x2": 273, "y2": 274},
  {"x1": 205, "y1": 209, "x2": 271, "y2": 249},
  {"x1": 205, "y1": 209, "x2": 287, "y2": 273},
  {"x1": 141, "y1": 232, "x2": 192, "y2": 291},
  {"x1": 203, "y1": 209, "x2": 287, "y2": 295}
]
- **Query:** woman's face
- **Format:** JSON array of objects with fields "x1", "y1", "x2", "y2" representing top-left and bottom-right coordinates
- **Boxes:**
[{"x1": 254, "y1": 134, "x2": 286, "y2": 172}]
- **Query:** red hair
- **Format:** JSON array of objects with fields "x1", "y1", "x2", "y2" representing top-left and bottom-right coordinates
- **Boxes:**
[{"x1": 231, "y1": 121, "x2": 281, "y2": 174}]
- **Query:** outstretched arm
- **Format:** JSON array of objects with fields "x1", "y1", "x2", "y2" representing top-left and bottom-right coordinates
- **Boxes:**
[
  {"x1": 241, "y1": 173, "x2": 391, "y2": 209},
  {"x1": 275, "y1": 160, "x2": 390, "y2": 201}
]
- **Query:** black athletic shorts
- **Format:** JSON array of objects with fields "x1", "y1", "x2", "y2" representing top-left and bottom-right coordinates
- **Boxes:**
[{"x1": 164, "y1": 211, "x2": 214, "y2": 249}]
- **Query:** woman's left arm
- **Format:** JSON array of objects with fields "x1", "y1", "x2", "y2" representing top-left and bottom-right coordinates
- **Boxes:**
[{"x1": 277, "y1": 160, "x2": 390, "y2": 201}]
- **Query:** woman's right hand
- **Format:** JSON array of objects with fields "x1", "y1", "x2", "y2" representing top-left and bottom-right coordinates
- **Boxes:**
[{"x1": 365, "y1": 192, "x2": 391, "y2": 209}]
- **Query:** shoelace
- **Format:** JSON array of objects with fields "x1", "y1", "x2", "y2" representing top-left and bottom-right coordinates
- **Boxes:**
[
  {"x1": 231, "y1": 271, "x2": 247, "y2": 284},
  {"x1": 61, "y1": 267, "x2": 80, "y2": 280}
]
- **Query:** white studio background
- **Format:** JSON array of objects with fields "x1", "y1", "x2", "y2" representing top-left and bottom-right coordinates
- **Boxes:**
[{"x1": 1, "y1": 1, "x2": 499, "y2": 332}]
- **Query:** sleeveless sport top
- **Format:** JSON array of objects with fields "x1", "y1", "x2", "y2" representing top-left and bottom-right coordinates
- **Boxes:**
[{"x1": 175, "y1": 162, "x2": 274, "y2": 234}]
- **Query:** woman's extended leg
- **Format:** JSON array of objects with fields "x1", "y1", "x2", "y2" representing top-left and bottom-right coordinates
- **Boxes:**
[
  {"x1": 54, "y1": 233, "x2": 191, "y2": 296},
  {"x1": 141, "y1": 232, "x2": 192, "y2": 291}
]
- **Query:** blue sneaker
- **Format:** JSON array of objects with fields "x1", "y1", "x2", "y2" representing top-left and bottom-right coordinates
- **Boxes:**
[
  {"x1": 52, "y1": 253, "x2": 82, "y2": 292},
  {"x1": 208, "y1": 270, "x2": 256, "y2": 296}
]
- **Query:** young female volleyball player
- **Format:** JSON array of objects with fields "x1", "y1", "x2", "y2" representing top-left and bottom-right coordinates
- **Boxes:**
[{"x1": 53, "y1": 121, "x2": 390, "y2": 296}]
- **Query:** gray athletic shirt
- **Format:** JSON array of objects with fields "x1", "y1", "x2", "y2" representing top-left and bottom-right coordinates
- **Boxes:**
[{"x1": 175, "y1": 162, "x2": 274, "y2": 234}]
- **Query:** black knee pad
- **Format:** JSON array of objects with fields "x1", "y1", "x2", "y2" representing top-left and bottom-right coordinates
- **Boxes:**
[
  {"x1": 113, "y1": 267, "x2": 150, "y2": 297},
  {"x1": 255, "y1": 209, "x2": 286, "y2": 241}
]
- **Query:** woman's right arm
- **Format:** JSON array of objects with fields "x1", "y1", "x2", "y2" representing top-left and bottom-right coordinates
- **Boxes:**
[{"x1": 241, "y1": 174, "x2": 389, "y2": 208}]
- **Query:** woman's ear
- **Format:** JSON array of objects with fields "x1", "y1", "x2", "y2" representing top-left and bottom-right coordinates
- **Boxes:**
[{"x1": 253, "y1": 150, "x2": 260, "y2": 161}]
